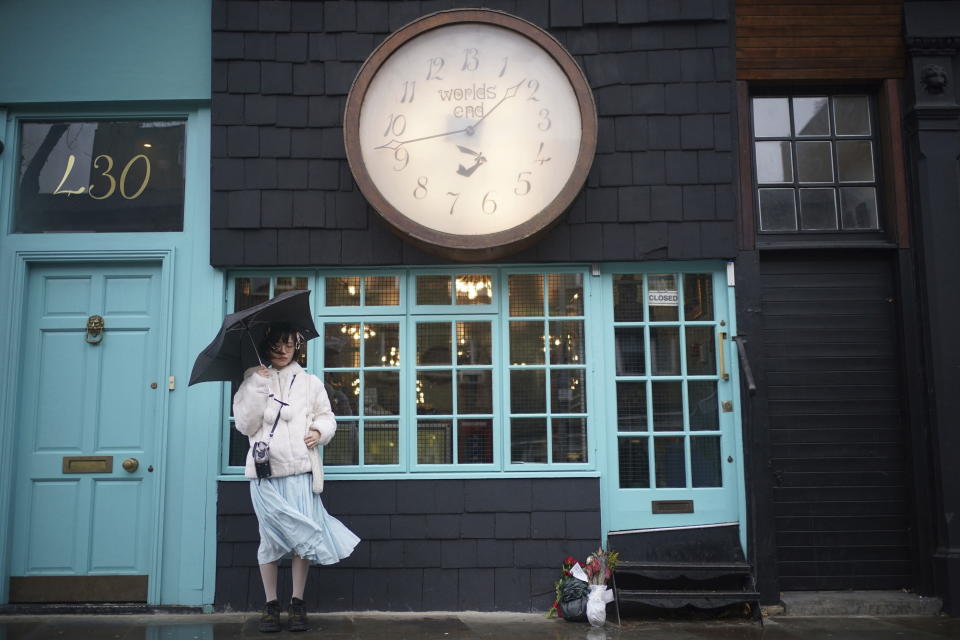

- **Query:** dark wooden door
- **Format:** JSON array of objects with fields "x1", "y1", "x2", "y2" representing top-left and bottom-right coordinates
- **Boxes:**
[{"x1": 760, "y1": 252, "x2": 912, "y2": 590}]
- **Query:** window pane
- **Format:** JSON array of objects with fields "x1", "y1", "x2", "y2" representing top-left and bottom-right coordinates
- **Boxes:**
[
  {"x1": 365, "y1": 421, "x2": 399, "y2": 464},
  {"x1": 652, "y1": 381, "x2": 683, "y2": 431},
  {"x1": 552, "y1": 369, "x2": 587, "y2": 413},
  {"x1": 758, "y1": 188, "x2": 797, "y2": 231},
  {"x1": 834, "y1": 96, "x2": 870, "y2": 135},
  {"x1": 836, "y1": 140, "x2": 875, "y2": 182},
  {"x1": 325, "y1": 323, "x2": 360, "y2": 368},
  {"x1": 615, "y1": 327, "x2": 646, "y2": 375},
  {"x1": 417, "y1": 275, "x2": 452, "y2": 305},
  {"x1": 364, "y1": 371, "x2": 399, "y2": 415},
  {"x1": 548, "y1": 273, "x2": 583, "y2": 316},
  {"x1": 511, "y1": 418, "x2": 547, "y2": 463},
  {"x1": 792, "y1": 97, "x2": 830, "y2": 136},
  {"x1": 324, "y1": 421, "x2": 358, "y2": 466},
  {"x1": 235, "y1": 277, "x2": 269, "y2": 311},
  {"x1": 15, "y1": 120, "x2": 186, "y2": 233},
  {"x1": 799, "y1": 188, "x2": 838, "y2": 230},
  {"x1": 228, "y1": 427, "x2": 248, "y2": 467},
  {"x1": 416, "y1": 370, "x2": 452, "y2": 415},
  {"x1": 365, "y1": 276, "x2": 399, "y2": 306},
  {"x1": 683, "y1": 273, "x2": 714, "y2": 321},
  {"x1": 755, "y1": 141, "x2": 794, "y2": 183},
  {"x1": 549, "y1": 320, "x2": 585, "y2": 364},
  {"x1": 417, "y1": 323, "x2": 450, "y2": 365},
  {"x1": 459, "y1": 419, "x2": 493, "y2": 464},
  {"x1": 365, "y1": 323, "x2": 400, "y2": 367},
  {"x1": 795, "y1": 141, "x2": 833, "y2": 183},
  {"x1": 326, "y1": 276, "x2": 361, "y2": 306},
  {"x1": 509, "y1": 321, "x2": 545, "y2": 365},
  {"x1": 511, "y1": 370, "x2": 546, "y2": 413},
  {"x1": 417, "y1": 420, "x2": 452, "y2": 464},
  {"x1": 275, "y1": 276, "x2": 308, "y2": 296},
  {"x1": 325, "y1": 372, "x2": 359, "y2": 416},
  {"x1": 616, "y1": 381, "x2": 647, "y2": 431},
  {"x1": 655, "y1": 437, "x2": 686, "y2": 488},
  {"x1": 618, "y1": 437, "x2": 649, "y2": 488},
  {"x1": 458, "y1": 370, "x2": 492, "y2": 414},
  {"x1": 648, "y1": 274, "x2": 679, "y2": 321},
  {"x1": 691, "y1": 436, "x2": 722, "y2": 487},
  {"x1": 553, "y1": 418, "x2": 587, "y2": 463},
  {"x1": 685, "y1": 326, "x2": 716, "y2": 375},
  {"x1": 613, "y1": 274, "x2": 645, "y2": 322},
  {"x1": 688, "y1": 381, "x2": 719, "y2": 430},
  {"x1": 650, "y1": 327, "x2": 680, "y2": 375},
  {"x1": 455, "y1": 274, "x2": 493, "y2": 305},
  {"x1": 752, "y1": 97, "x2": 791, "y2": 137},
  {"x1": 509, "y1": 274, "x2": 544, "y2": 316},
  {"x1": 456, "y1": 321, "x2": 492, "y2": 365},
  {"x1": 840, "y1": 187, "x2": 879, "y2": 230}
]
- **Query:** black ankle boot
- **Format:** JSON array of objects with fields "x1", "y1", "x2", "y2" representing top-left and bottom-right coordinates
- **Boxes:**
[
  {"x1": 259, "y1": 599, "x2": 281, "y2": 633},
  {"x1": 288, "y1": 597, "x2": 309, "y2": 632}
]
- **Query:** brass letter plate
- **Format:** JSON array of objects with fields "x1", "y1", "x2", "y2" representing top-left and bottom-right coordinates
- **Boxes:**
[
  {"x1": 651, "y1": 500, "x2": 694, "y2": 514},
  {"x1": 62, "y1": 456, "x2": 113, "y2": 474}
]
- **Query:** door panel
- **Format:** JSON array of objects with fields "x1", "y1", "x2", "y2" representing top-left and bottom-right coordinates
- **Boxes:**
[
  {"x1": 602, "y1": 269, "x2": 742, "y2": 533},
  {"x1": 10, "y1": 263, "x2": 161, "y2": 599},
  {"x1": 761, "y1": 252, "x2": 911, "y2": 591}
]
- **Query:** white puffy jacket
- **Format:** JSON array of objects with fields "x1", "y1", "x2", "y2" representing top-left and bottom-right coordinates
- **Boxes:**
[{"x1": 232, "y1": 361, "x2": 336, "y2": 492}]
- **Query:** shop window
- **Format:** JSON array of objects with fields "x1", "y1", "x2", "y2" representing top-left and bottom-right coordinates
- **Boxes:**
[
  {"x1": 612, "y1": 272, "x2": 722, "y2": 490},
  {"x1": 751, "y1": 94, "x2": 882, "y2": 236}
]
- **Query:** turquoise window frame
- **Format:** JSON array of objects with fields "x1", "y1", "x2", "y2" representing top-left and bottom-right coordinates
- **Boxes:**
[{"x1": 219, "y1": 265, "x2": 601, "y2": 479}]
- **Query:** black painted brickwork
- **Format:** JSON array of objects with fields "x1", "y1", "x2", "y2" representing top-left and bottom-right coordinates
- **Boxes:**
[
  {"x1": 211, "y1": 0, "x2": 736, "y2": 266},
  {"x1": 215, "y1": 477, "x2": 601, "y2": 611}
]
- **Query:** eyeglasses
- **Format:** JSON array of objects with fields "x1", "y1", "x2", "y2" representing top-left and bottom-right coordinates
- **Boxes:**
[{"x1": 269, "y1": 341, "x2": 297, "y2": 354}]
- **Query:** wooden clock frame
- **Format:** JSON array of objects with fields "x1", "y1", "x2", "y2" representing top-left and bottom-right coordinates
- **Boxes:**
[{"x1": 343, "y1": 9, "x2": 598, "y2": 262}]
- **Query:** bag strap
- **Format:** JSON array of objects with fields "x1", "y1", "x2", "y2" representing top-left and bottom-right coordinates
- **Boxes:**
[{"x1": 266, "y1": 374, "x2": 296, "y2": 440}]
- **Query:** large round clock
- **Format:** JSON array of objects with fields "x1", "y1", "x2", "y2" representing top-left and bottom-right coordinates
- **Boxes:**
[{"x1": 344, "y1": 9, "x2": 597, "y2": 261}]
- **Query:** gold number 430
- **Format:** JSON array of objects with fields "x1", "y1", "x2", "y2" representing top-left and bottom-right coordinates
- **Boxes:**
[{"x1": 54, "y1": 153, "x2": 152, "y2": 200}]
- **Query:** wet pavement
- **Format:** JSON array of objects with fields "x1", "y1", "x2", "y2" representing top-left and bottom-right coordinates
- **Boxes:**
[{"x1": 0, "y1": 612, "x2": 958, "y2": 640}]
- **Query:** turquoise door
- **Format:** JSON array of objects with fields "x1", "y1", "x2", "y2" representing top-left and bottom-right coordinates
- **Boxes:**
[
  {"x1": 9, "y1": 263, "x2": 162, "y2": 601},
  {"x1": 601, "y1": 267, "x2": 743, "y2": 533}
]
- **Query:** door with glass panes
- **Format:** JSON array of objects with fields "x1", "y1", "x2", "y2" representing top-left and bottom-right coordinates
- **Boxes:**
[{"x1": 601, "y1": 268, "x2": 742, "y2": 532}]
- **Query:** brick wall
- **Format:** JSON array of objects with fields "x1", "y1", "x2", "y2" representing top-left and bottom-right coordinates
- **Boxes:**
[
  {"x1": 215, "y1": 477, "x2": 601, "y2": 611},
  {"x1": 210, "y1": 0, "x2": 737, "y2": 266}
]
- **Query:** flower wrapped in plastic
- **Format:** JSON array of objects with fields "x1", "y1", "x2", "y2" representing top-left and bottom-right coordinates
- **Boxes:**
[{"x1": 582, "y1": 548, "x2": 619, "y2": 627}]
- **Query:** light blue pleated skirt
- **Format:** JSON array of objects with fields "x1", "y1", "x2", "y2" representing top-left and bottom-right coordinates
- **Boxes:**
[{"x1": 250, "y1": 473, "x2": 361, "y2": 566}]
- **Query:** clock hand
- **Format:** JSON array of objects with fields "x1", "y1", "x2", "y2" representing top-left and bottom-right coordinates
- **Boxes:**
[
  {"x1": 465, "y1": 77, "x2": 525, "y2": 134},
  {"x1": 456, "y1": 147, "x2": 487, "y2": 177},
  {"x1": 374, "y1": 125, "x2": 469, "y2": 151}
]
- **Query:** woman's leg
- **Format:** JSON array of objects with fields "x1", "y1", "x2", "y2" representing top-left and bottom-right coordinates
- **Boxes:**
[
  {"x1": 260, "y1": 561, "x2": 279, "y2": 602},
  {"x1": 291, "y1": 555, "x2": 310, "y2": 600}
]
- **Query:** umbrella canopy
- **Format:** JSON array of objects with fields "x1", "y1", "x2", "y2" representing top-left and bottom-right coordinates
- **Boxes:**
[{"x1": 188, "y1": 289, "x2": 319, "y2": 385}]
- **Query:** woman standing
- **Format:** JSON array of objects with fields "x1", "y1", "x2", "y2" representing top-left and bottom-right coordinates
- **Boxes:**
[{"x1": 233, "y1": 323, "x2": 360, "y2": 633}]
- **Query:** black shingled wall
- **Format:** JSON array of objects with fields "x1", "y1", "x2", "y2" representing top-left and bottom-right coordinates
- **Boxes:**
[
  {"x1": 215, "y1": 478, "x2": 601, "y2": 611},
  {"x1": 210, "y1": 0, "x2": 736, "y2": 266}
]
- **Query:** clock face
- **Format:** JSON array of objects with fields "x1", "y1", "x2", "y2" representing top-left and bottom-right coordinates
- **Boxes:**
[{"x1": 345, "y1": 11, "x2": 596, "y2": 257}]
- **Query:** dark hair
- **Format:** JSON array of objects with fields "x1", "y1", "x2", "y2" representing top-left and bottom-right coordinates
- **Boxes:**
[{"x1": 259, "y1": 323, "x2": 305, "y2": 364}]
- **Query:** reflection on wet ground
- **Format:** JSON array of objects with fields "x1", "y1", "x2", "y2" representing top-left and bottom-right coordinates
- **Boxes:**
[{"x1": 0, "y1": 613, "x2": 958, "y2": 640}]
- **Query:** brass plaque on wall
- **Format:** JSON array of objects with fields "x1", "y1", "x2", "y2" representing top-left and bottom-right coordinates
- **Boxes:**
[
  {"x1": 62, "y1": 456, "x2": 113, "y2": 473},
  {"x1": 651, "y1": 500, "x2": 694, "y2": 514}
]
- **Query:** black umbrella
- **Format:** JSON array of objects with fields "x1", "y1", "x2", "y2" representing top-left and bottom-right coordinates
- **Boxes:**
[{"x1": 188, "y1": 289, "x2": 319, "y2": 385}]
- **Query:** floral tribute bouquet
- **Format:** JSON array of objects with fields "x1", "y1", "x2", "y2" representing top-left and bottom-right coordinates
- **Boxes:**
[{"x1": 548, "y1": 549, "x2": 619, "y2": 625}]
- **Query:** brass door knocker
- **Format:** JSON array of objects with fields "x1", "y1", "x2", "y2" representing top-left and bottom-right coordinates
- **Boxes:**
[{"x1": 85, "y1": 315, "x2": 105, "y2": 344}]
